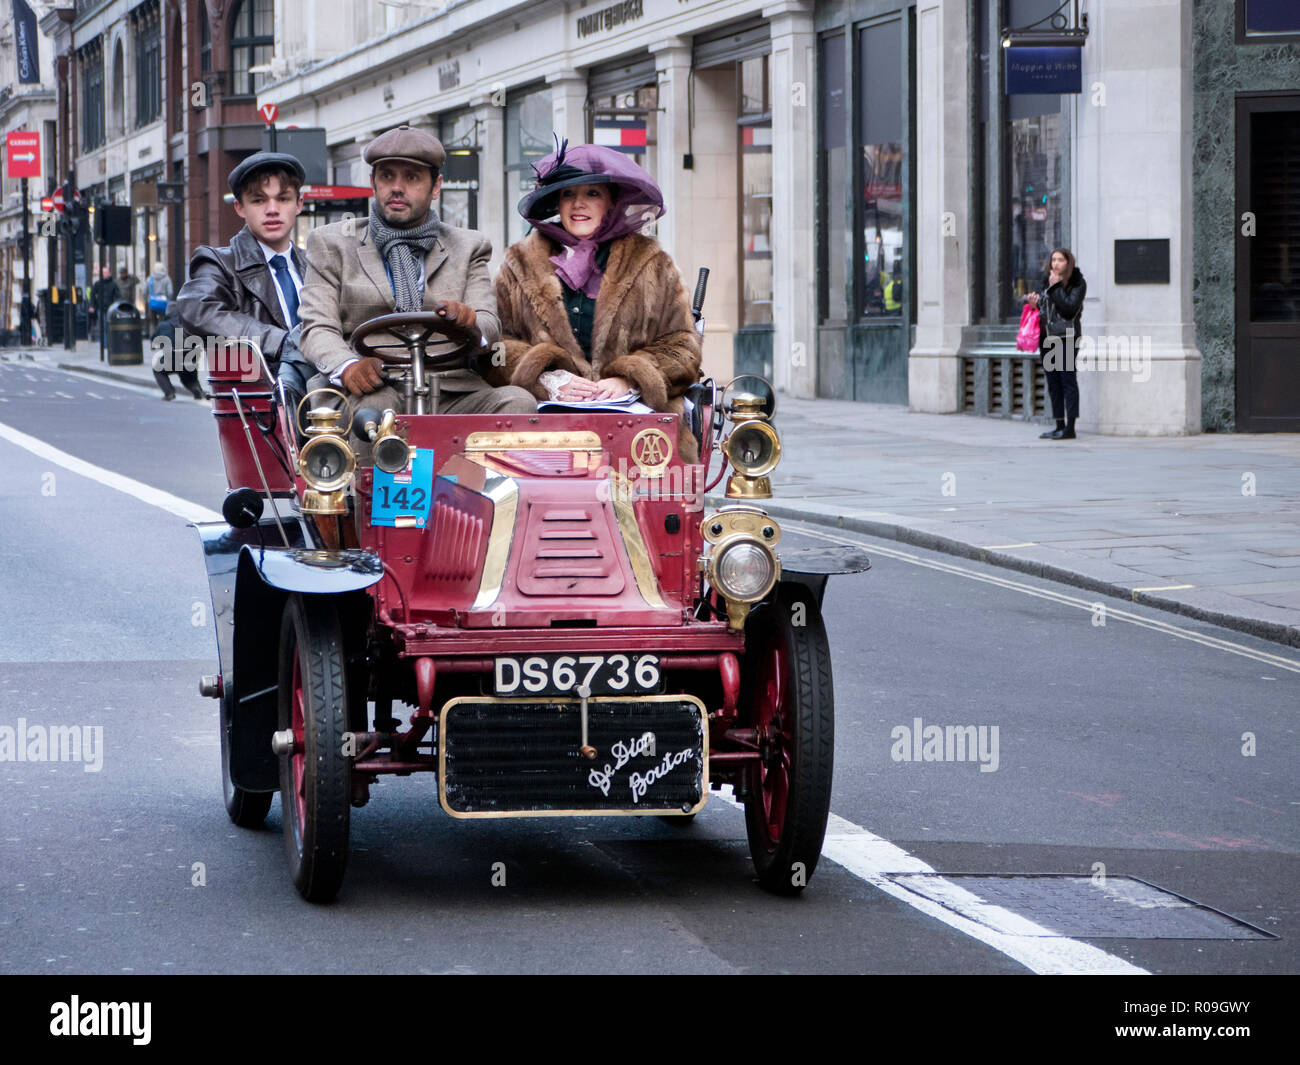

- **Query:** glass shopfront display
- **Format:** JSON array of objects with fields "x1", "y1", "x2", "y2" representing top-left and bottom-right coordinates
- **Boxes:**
[
  {"x1": 857, "y1": 21, "x2": 904, "y2": 319},
  {"x1": 439, "y1": 110, "x2": 481, "y2": 231},
  {"x1": 505, "y1": 87, "x2": 553, "y2": 247}
]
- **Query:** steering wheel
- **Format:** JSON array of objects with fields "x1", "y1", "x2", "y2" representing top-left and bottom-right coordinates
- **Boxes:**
[{"x1": 350, "y1": 309, "x2": 484, "y2": 370}]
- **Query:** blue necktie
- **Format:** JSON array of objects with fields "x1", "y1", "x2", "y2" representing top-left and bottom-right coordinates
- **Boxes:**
[{"x1": 270, "y1": 254, "x2": 300, "y2": 327}]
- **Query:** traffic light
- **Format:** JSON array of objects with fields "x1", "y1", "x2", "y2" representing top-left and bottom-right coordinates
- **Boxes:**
[{"x1": 95, "y1": 205, "x2": 132, "y2": 245}]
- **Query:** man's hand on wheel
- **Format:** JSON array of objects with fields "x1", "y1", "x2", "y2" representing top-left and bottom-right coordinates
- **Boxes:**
[
  {"x1": 341, "y1": 356, "x2": 386, "y2": 395},
  {"x1": 435, "y1": 300, "x2": 477, "y2": 329}
]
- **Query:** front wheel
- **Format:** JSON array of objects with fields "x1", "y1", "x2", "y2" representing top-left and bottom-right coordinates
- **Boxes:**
[
  {"x1": 741, "y1": 584, "x2": 834, "y2": 895},
  {"x1": 277, "y1": 593, "x2": 351, "y2": 902}
]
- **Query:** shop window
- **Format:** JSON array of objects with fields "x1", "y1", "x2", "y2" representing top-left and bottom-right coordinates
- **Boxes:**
[
  {"x1": 229, "y1": 0, "x2": 273, "y2": 97},
  {"x1": 1249, "y1": 110, "x2": 1300, "y2": 322},
  {"x1": 739, "y1": 55, "x2": 773, "y2": 329},
  {"x1": 505, "y1": 87, "x2": 554, "y2": 247},
  {"x1": 588, "y1": 84, "x2": 658, "y2": 195},
  {"x1": 856, "y1": 21, "x2": 903, "y2": 319},
  {"x1": 439, "y1": 110, "x2": 481, "y2": 231},
  {"x1": 1238, "y1": 0, "x2": 1300, "y2": 42},
  {"x1": 1008, "y1": 110, "x2": 1066, "y2": 303},
  {"x1": 818, "y1": 31, "x2": 849, "y2": 323}
]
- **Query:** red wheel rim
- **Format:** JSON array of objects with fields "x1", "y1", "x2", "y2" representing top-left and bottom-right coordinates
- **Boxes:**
[
  {"x1": 754, "y1": 638, "x2": 792, "y2": 844},
  {"x1": 290, "y1": 650, "x2": 306, "y2": 844}
]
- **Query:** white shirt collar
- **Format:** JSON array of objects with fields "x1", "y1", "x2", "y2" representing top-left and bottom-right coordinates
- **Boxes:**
[{"x1": 256, "y1": 238, "x2": 296, "y2": 265}]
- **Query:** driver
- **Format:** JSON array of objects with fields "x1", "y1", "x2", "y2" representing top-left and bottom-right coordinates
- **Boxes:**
[{"x1": 299, "y1": 124, "x2": 535, "y2": 417}]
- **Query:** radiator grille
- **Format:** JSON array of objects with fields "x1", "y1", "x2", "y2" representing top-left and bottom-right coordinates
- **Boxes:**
[{"x1": 441, "y1": 697, "x2": 706, "y2": 814}]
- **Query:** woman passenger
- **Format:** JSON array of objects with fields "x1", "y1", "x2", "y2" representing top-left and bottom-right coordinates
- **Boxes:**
[{"x1": 492, "y1": 141, "x2": 703, "y2": 462}]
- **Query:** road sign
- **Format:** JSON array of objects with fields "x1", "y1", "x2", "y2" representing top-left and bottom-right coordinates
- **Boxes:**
[
  {"x1": 51, "y1": 188, "x2": 64, "y2": 213},
  {"x1": 6, "y1": 130, "x2": 41, "y2": 179},
  {"x1": 259, "y1": 103, "x2": 279, "y2": 123},
  {"x1": 157, "y1": 181, "x2": 185, "y2": 205},
  {"x1": 40, "y1": 196, "x2": 53, "y2": 212}
]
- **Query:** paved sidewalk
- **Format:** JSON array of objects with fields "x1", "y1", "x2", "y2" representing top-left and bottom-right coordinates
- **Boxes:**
[
  {"x1": 8, "y1": 343, "x2": 1300, "y2": 646},
  {"x1": 758, "y1": 397, "x2": 1300, "y2": 648}
]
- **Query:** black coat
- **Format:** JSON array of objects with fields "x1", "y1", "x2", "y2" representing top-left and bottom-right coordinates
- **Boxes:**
[
  {"x1": 1039, "y1": 267, "x2": 1086, "y2": 337},
  {"x1": 176, "y1": 225, "x2": 306, "y2": 365}
]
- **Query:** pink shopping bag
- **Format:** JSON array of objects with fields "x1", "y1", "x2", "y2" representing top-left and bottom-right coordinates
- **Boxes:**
[{"x1": 1016, "y1": 303, "x2": 1041, "y2": 352}]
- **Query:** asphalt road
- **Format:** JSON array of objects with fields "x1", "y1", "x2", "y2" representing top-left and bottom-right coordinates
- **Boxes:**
[{"x1": 0, "y1": 361, "x2": 1296, "y2": 975}]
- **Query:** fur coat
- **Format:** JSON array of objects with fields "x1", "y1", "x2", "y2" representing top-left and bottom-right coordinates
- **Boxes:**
[{"x1": 492, "y1": 230, "x2": 703, "y2": 463}]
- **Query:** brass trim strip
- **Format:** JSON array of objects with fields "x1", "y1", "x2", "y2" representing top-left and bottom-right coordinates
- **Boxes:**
[
  {"x1": 437, "y1": 694, "x2": 710, "y2": 819},
  {"x1": 610, "y1": 473, "x2": 669, "y2": 609},
  {"x1": 465, "y1": 430, "x2": 602, "y2": 452},
  {"x1": 470, "y1": 473, "x2": 519, "y2": 610}
]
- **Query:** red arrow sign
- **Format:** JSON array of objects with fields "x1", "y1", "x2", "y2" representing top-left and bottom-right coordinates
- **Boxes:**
[
  {"x1": 5, "y1": 130, "x2": 41, "y2": 179},
  {"x1": 259, "y1": 103, "x2": 279, "y2": 124}
]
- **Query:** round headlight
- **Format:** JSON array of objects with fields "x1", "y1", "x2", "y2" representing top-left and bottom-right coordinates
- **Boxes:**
[
  {"x1": 298, "y1": 435, "x2": 356, "y2": 493},
  {"x1": 712, "y1": 539, "x2": 778, "y2": 602},
  {"x1": 724, "y1": 420, "x2": 781, "y2": 477}
]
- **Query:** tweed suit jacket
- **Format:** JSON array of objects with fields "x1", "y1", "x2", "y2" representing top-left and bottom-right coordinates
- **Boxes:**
[{"x1": 300, "y1": 218, "x2": 500, "y2": 390}]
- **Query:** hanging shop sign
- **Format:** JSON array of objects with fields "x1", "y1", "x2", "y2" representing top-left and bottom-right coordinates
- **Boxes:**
[
  {"x1": 1004, "y1": 47, "x2": 1082, "y2": 94},
  {"x1": 592, "y1": 118, "x2": 647, "y2": 154}
]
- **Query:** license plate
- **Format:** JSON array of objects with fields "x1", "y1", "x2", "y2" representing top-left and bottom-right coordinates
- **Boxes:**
[{"x1": 493, "y1": 653, "x2": 662, "y2": 697}]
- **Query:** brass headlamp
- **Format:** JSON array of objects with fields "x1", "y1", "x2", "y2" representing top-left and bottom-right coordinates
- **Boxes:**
[
  {"x1": 297, "y1": 406, "x2": 357, "y2": 515},
  {"x1": 700, "y1": 507, "x2": 782, "y2": 631},
  {"x1": 723, "y1": 392, "x2": 781, "y2": 500}
]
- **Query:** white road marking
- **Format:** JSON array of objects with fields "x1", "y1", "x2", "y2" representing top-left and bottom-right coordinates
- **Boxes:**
[
  {"x1": 795, "y1": 524, "x2": 1300, "y2": 674},
  {"x1": 715, "y1": 788, "x2": 1146, "y2": 974},
  {"x1": 0, "y1": 419, "x2": 221, "y2": 523}
]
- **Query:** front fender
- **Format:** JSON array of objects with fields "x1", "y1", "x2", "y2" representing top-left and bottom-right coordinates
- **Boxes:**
[{"x1": 240, "y1": 545, "x2": 385, "y2": 594}]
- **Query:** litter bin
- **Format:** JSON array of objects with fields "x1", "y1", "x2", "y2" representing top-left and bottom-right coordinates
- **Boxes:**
[{"x1": 106, "y1": 301, "x2": 143, "y2": 365}]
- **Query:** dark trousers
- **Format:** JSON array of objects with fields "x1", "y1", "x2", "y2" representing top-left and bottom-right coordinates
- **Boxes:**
[
  {"x1": 153, "y1": 367, "x2": 203, "y2": 398},
  {"x1": 1044, "y1": 367, "x2": 1079, "y2": 422}
]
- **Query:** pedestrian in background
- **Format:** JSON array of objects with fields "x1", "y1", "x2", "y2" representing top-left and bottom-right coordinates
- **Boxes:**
[
  {"x1": 151, "y1": 299, "x2": 206, "y2": 401},
  {"x1": 1026, "y1": 247, "x2": 1086, "y2": 440},
  {"x1": 90, "y1": 266, "x2": 117, "y2": 342},
  {"x1": 145, "y1": 263, "x2": 173, "y2": 333},
  {"x1": 115, "y1": 265, "x2": 140, "y2": 307}
]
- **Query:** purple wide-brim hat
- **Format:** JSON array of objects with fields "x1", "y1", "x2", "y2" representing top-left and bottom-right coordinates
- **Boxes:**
[{"x1": 518, "y1": 142, "x2": 665, "y2": 234}]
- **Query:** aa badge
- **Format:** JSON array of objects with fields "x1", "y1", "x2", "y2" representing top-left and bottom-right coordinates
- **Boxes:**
[{"x1": 631, "y1": 427, "x2": 673, "y2": 477}]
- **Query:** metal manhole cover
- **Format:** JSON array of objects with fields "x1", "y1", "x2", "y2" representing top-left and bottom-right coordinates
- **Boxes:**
[{"x1": 884, "y1": 874, "x2": 1276, "y2": 940}]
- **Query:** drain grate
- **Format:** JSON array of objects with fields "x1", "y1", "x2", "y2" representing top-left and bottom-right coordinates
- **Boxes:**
[{"x1": 884, "y1": 873, "x2": 1277, "y2": 940}]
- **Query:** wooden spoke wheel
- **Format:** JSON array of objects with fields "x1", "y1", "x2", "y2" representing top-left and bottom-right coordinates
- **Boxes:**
[
  {"x1": 741, "y1": 584, "x2": 835, "y2": 895},
  {"x1": 277, "y1": 594, "x2": 352, "y2": 903}
]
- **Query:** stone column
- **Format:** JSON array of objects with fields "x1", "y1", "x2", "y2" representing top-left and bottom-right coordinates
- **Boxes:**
[
  {"x1": 547, "y1": 71, "x2": 588, "y2": 148},
  {"x1": 908, "y1": 0, "x2": 971, "y2": 413},
  {"x1": 651, "y1": 38, "x2": 693, "y2": 261},
  {"x1": 1073, "y1": 0, "x2": 1201, "y2": 434},
  {"x1": 765, "y1": 1, "x2": 816, "y2": 399},
  {"x1": 474, "y1": 95, "x2": 507, "y2": 270}
]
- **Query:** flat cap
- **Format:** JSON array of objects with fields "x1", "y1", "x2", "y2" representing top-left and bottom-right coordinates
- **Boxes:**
[
  {"x1": 228, "y1": 151, "x2": 307, "y2": 194},
  {"x1": 364, "y1": 125, "x2": 445, "y2": 171}
]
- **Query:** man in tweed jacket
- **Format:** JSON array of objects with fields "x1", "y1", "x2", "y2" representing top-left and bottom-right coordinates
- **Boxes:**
[{"x1": 300, "y1": 125, "x2": 534, "y2": 414}]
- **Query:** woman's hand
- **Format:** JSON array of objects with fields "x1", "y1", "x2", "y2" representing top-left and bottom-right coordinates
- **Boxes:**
[
  {"x1": 592, "y1": 376, "x2": 632, "y2": 399},
  {"x1": 556, "y1": 376, "x2": 600, "y2": 401},
  {"x1": 1048, "y1": 269, "x2": 1063, "y2": 288},
  {"x1": 1025, "y1": 292, "x2": 1040, "y2": 308}
]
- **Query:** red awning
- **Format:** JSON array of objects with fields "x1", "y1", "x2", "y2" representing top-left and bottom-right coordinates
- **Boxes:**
[{"x1": 302, "y1": 185, "x2": 372, "y2": 201}]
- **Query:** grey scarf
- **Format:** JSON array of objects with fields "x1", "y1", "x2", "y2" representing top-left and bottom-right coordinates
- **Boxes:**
[{"x1": 367, "y1": 202, "x2": 441, "y2": 312}]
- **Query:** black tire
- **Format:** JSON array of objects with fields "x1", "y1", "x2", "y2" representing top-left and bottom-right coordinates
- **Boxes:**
[
  {"x1": 219, "y1": 688, "x2": 273, "y2": 827},
  {"x1": 741, "y1": 583, "x2": 834, "y2": 895},
  {"x1": 277, "y1": 593, "x2": 351, "y2": 902}
]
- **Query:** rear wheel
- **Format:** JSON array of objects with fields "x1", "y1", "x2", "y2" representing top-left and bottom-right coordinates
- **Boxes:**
[
  {"x1": 741, "y1": 584, "x2": 834, "y2": 895},
  {"x1": 277, "y1": 594, "x2": 351, "y2": 902},
  {"x1": 220, "y1": 688, "x2": 273, "y2": 827}
]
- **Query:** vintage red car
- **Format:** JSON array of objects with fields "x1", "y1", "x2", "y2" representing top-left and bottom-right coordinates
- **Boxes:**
[{"x1": 194, "y1": 293, "x2": 868, "y2": 902}]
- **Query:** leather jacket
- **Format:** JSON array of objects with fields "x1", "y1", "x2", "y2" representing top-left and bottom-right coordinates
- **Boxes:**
[
  {"x1": 176, "y1": 225, "x2": 306, "y2": 366},
  {"x1": 1040, "y1": 267, "x2": 1086, "y2": 337}
]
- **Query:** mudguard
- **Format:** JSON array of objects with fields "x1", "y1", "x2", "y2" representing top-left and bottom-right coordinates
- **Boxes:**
[
  {"x1": 780, "y1": 545, "x2": 872, "y2": 607},
  {"x1": 194, "y1": 519, "x2": 382, "y2": 792}
]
